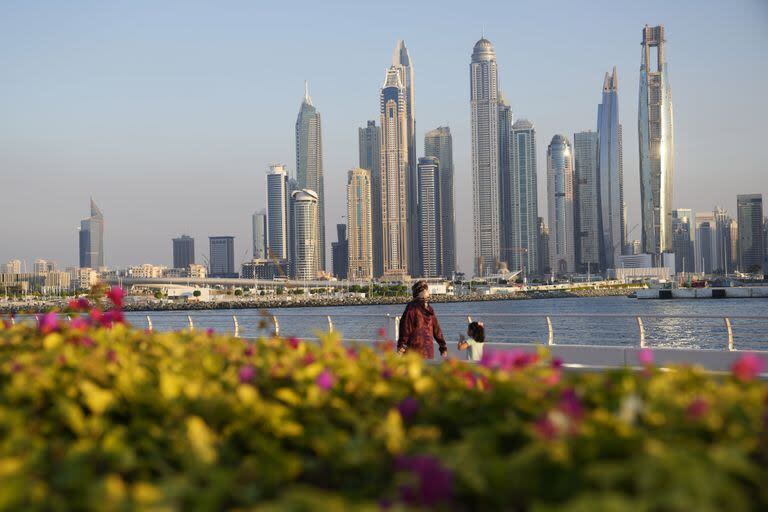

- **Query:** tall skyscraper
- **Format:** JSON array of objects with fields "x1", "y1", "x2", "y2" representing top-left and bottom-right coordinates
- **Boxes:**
[
  {"x1": 737, "y1": 194, "x2": 765, "y2": 272},
  {"x1": 252, "y1": 210, "x2": 267, "y2": 260},
  {"x1": 172, "y1": 235, "x2": 195, "y2": 269},
  {"x1": 78, "y1": 198, "x2": 104, "y2": 269},
  {"x1": 537, "y1": 217, "x2": 550, "y2": 277},
  {"x1": 209, "y1": 236, "x2": 236, "y2": 278},
  {"x1": 391, "y1": 40, "x2": 418, "y2": 278},
  {"x1": 638, "y1": 25, "x2": 675, "y2": 260},
  {"x1": 498, "y1": 95, "x2": 513, "y2": 271},
  {"x1": 331, "y1": 224, "x2": 349, "y2": 280},
  {"x1": 296, "y1": 82, "x2": 326, "y2": 271},
  {"x1": 509, "y1": 119, "x2": 539, "y2": 276},
  {"x1": 346, "y1": 168, "x2": 373, "y2": 281},
  {"x1": 416, "y1": 157, "x2": 442, "y2": 278},
  {"x1": 573, "y1": 131, "x2": 600, "y2": 273},
  {"x1": 671, "y1": 209, "x2": 694, "y2": 274},
  {"x1": 713, "y1": 207, "x2": 736, "y2": 274},
  {"x1": 379, "y1": 66, "x2": 410, "y2": 278},
  {"x1": 266, "y1": 164, "x2": 290, "y2": 260},
  {"x1": 470, "y1": 37, "x2": 501, "y2": 276},
  {"x1": 359, "y1": 120, "x2": 382, "y2": 277},
  {"x1": 291, "y1": 189, "x2": 319, "y2": 281},
  {"x1": 694, "y1": 213, "x2": 716, "y2": 274},
  {"x1": 597, "y1": 67, "x2": 626, "y2": 269},
  {"x1": 547, "y1": 135, "x2": 576, "y2": 275},
  {"x1": 424, "y1": 126, "x2": 456, "y2": 278}
]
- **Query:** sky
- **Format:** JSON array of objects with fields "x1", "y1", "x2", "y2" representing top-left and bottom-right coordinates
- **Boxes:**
[{"x1": 1, "y1": 0, "x2": 767, "y2": 275}]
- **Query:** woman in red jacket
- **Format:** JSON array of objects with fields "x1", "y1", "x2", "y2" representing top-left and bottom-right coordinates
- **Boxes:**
[{"x1": 397, "y1": 280, "x2": 448, "y2": 359}]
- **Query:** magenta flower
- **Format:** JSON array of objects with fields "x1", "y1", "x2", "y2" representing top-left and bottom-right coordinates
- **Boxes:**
[
  {"x1": 346, "y1": 347, "x2": 358, "y2": 360},
  {"x1": 397, "y1": 397, "x2": 419, "y2": 422},
  {"x1": 381, "y1": 366, "x2": 393, "y2": 380},
  {"x1": 106, "y1": 286, "x2": 125, "y2": 309},
  {"x1": 480, "y1": 349, "x2": 538, "y2": 371},
  {"x1": 551, "y1": 357, "x2": 564, "y2": 369},
  {"x1": 288, "y1": 337, "x2": 301, "y2": 349},
  {"x1": 394, "y1": 455, "x2": 454, "y2": 507},
  {"x1": 11, "y1": 361, "x2": 23, "y2": 373},
  {"x1": 206, "y1": 328, "x2": 215, "y2": 336},
  {"x1": 685, "y1": 398, "x2": 709, "y2": 420},
  {"x1": 637, "y1": 348, "x2": 654, "y2": 366},
  {"x1": 79, "y1": 336, "x2": 96, "y2": 348},
  {"x1": 559, "y1": 388, "x2": 584, "y2": 420},
  {"x1": 70, "y1": 317, "x2": 89, "y2": 331},
  {"x1": 244, "y1": 345, "x2": 254, "y2": 357},
  {"x1": 731, "y1": 353, "x2": 765, "y2": 382},
  {"x1": 37, "y1": 312, "x2": 59, "y2": 334},
  {"x1": 302, "y1": 353, "x2": 316, "y2": 365},
  {"x1": 534, "y1": 415, "x2": 557, "y2": 440},
  {"x1": 68, "y1": 297, "x2": 91, "y2": 311},
  {"x1": 238, "y1": 365, "x2": 256, "y2": 383},
  {"x1": 377, "y1": 327, "x2": 387, "y2": 338},
  {"x1": 106, "y1": 349, "x2": 118, "y2": 363},
  {"x1": 316, "y1": 369, "x2": 335, "y2": 391}
]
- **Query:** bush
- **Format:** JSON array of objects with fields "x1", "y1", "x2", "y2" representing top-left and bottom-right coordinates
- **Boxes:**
[{"x1": 0, "y1": 304, "x2": 766, "y2": 509}]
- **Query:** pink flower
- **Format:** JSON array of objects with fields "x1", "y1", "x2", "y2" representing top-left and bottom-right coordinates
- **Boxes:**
[
  {"x1": 559, "y1": 388, "x2": 584, "y2": 420},
  {"x1": 99, "y1": 309, "x2": 124, "y2": 327},
  {"x1": 302, "y1": 353, "x2": 316, "y2": 365},
  {"x1": 346, "y1": 347, "x2": 358, "y2": 360},
  {"x1": 316, "y1": 369, "x2": 335, "y2": 391},
  {"x1": 551, "y1": 357, "x2": 563, "y2": 369},
  {"x1": 480, "y1": 349, "x2": 538, "y2": 371},
  {"x1": 89, "y1": 309, "x2": 104, "y2": 325},
  {"x1": 37, "y1": 312, "x2": 59, "y2": 334},
  {"x1": 637, "y1": 348, "x2": 654, "y2": 366},
  {"x1": 206, "y1": 328, "x2": 215, "y2": 336},
  {"x1": 244, "y1": 345, "x2": 254, "y2": 357},
  {"x1": 106, "y1": 286, "x2": 125, "y2": 309},
  {"x1": 397, "y1": 397, "x2": 419, "y2": 422},
  {"x1": 106, "y1": 349, "x2": 118, "y2": 363},
  {"x1": 70, "y1": 317, "x2": 89, "y2": 331},
  {"x1": 288, "y1": 337, "x2": 300, "y2": 349},
  {"x1": 79, "y1": 337, "x2": 95, "y2": 348},
  {"x1": 394, "y1": 455, "x2": 454, "y2": 507},
  {"x1": 377, "y1": 327, "x2": 387, "y2": 338},
  {"x1": 731, "y1": 353, "x2": 765, "y2": 382},
  {"x1": 534, "y1": 415, "x2": 557, "y2": 440},
  {"x1": 685, "y1": 398, "x2": 709, "y2": 420},
  {"x1": 68, "y1": 298, "x2": 91, "y2": 311},
  {"x1": 238, "y1": 365, "x2": 256, "y2": 383}
]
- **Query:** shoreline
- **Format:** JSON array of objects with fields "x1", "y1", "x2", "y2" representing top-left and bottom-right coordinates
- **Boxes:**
[{"x1": 0, "y1": 286, "x2": 640, "y2": 315}]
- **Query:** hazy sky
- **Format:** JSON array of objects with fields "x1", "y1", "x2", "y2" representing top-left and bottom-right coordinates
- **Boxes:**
[{"x1": 1, "y1": 0, "x2": 767, "y2": 275}]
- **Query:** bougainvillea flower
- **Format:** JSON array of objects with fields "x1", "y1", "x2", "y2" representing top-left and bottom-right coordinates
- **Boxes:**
[
  {"x1": 244, "y1": 344, "x2": 254, "y2": 357},
  {"x1": 106, "y1": 349, "x2": 118, "y2": 363},
  {"x1": 559, "y1": 388, "x2": 584, "y2": 420},
  {"x1": 206, "y1": 328, "x2": 215, "y2": 336},
  {"x1": 68, "y1": 297, "x2": 91, "y2": 311},
  {"x1": 89, "y1": 309, "x2": 104, "y2": 325},
  {"x1": 731, "y1": 353, "x2": 765, "y2": 382},
  {"x1": 288, "y1": 337, "x2": 300, "y2": 349},
  {"x1": 106, "y1": 286, "x2": 125, "y2": 309},
  {"x1": 397, "y1": 397, "x2": 419, "y2": 422},
  {"x1": 79, "y1": 337, "x2": 96, "y2": 348},
  {"x1": 37, "y1": 312, "x2": 59, "y2": 334},
  {"x1": 70, "y1": 317, "x2": 89, "y2": 331},
  {"x1": 377, "y1": 327, "x2": 387, "y2": 338},
  {"x1": 534, "y1": 415, "x2": 558, "y2": 440},
  {"x1": 238, "y1": 365, "x2": 256, "y2": 383},
  {"x1": 638, "y1": 348, "x2": 654, "y2": 366},
  {"x1": 480, "y1": 349, "x2": 538, "y2": 371},
  {"x1": 551, "y1": 357, "x2": 563, "y2": 369},
  {"x1": 316, "y1": 369, "x2": 335, "y2": 391},
  {"x1": 346, "y1": 347, "x2": 358, "y2": 360},
  {"x1": 395, "y1": 455, "x2": 454, "y2": 507},
  {"x1": 686, "y1": 398, "x2": 709, "y2": 421}
]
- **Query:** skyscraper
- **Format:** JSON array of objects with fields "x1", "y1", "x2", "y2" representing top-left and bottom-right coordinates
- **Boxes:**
[
  {"x1": 79, "y1": 198, "x2": 104, "y2": 269},
  {"x1": 391, "y1": 40, "x2": 418, "y2": 278},
  {"x1": 291, "y1": 189, "x2": 319, "y2": 281},
  {"x1": 694, "y1": 213, "x2": 716, "y2": 274},
  {"x1": 537, "y1": 217, "x2": 550, "y2": 277},
  {"x1": 416, "y1": 157, "x2": 442, "y2": 278},
  {"x1": 424, "y1": 126, "x2": 456, "y2": 278},
  {"x1": 266, "y1": 164, "x2": 290, "y2": 260},
  {"x1": 597, "y1": 67, "x2": 626, "y2": 269},
  {"x1": 547, "y1": 135, "x2": 576, "y2": 275},
  {"x1": 209, "y1": 236, "x2": 236, "y2": 278},
  {"x1": 379, "y1": 66, "x2": 410, "y2": 278},
  {"x1": 295, "y1": 82, "x2": 326, "y2": 271},
  {"x1": 172, "y1": 235, "x2": 195, "y2": 269},
  {"x1": 737, "y1": 194, "x2": 765, "y2": 272},
  {"x1": 359, "y1": 120, "x2": 382, "y2": 277},
  {"x1": 713, "y1": 207, "x2": 736, "y2": 274},
  {"x1": 332, "y1": 224, "x2": 349, "y2": 280},
  {"x1": 252, "y1": 210, "x2": 267, "y2": 260},
  {"x1": 671, "y1": 209, "x2": 694, "y2": 274},
  {"x1": 470, "y1": 37, "x2": 501, "y2": 276},
  {"x1": 498, "y1": 95, "x2": 513, "y2": 271},
  {"x1": 346, "y1": 168, "x2": 373, "y2": 281},
  {"x1": 573, "y1": 131, "x2": 600, "y2": 273},
  {"x1": 638, "y1": 25, "x2": 674, "y2": 260},
  {"x1": 509, "y1": 119, "x2": 539, "y2": 276}
]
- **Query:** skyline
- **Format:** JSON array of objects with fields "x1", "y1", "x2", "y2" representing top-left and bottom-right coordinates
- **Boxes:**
[{"x1": 2, "y1": 1, "x2": 767, "y2": 274}]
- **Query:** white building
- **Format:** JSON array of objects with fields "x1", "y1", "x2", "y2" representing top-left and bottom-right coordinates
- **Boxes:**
[
  {"x1": 292, "y1": 189, "x2": 319, "y2": 281},
  {"x1": 547, "y1": 135, "x2": 576, "y2": 275}
]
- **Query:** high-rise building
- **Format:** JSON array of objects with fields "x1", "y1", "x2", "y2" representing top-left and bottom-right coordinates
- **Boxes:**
[
  {"x1": 251, "y1": 210, "x2": 267, "y2": 260},
  {"x1": 2, "y1": 259, "x2": 22, "y2": 274},
  {"x1": 391, "y1": 40, "x2": 418, "y2": 279},
  {"x1": 671, "y1": 209, "x2": 694, "y2": 274},
  {"x1": 547, "y1": 135, "x2": 576, "y2": 275},
  {"x1": 498, "y1": 95, "x2": 513, "y2": 272},
  {"x1": 694, "y1": 213, "x2": 716, "y2": 274},
  {"x1": 537, "y1": 217, "x2": 550, "y2": 277},
  {"x1": 597, "y1": 67, "x2": 626, "y2": 269},
  {"x1": 295, "y1": 82, "x2": 326, "y2": 271},
  {"x1": 424, "y1": 126, "x2": 456, "y2": 278},
  {"x1": 713, "y1": 207, "x2": 736, "y2": 274},
  {"x1": 332, "y1": 224, "x2": 349, "y2": 280},
  {"x1": 509, "y1": 120, "x2": 539, "y2": 276},
  {"x1": 737, "y1": 194, "x2": 765, "y2": 272},
  {"x1": 346, "y1": 168, "x2": 373, "y2": 281},
  {"x1": 172, "y1": 235, "x2": 195, "y2": 269},
  {"x1": 209, "y1": 236, "x2": 236, "y2": 278},
  {"x1": 291, "y1": 189, "x2": 319, "y2": 281},
  {"x1": 638, "y1": 25, "x2": 675, "y2": 260},
  {"x1": 470, "y1": 37, "x2": 501, "y2": 276},
  {"x1": 573, "y1": 131, "x2": 600, "y2": 273},
  {"x1": 379, "y1": 66, "x2": 410, "y2": 278},
  {"x1": 79, "y1": 198, "x2": 104, "y2": 269},
  {"x1": 416, "y1": 157, "x2": 442, "y2": 278},
  {"x1": 359, "y1": 120, "x2": 382, "y2": 277},
  {"x1": 266, "y1": 165, "x2": 290, "y2": 260}
]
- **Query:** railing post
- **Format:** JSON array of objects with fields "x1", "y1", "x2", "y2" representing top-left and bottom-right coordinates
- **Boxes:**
[
  {"x1": 233, "y1": 315, "x2": 239, "y2": 338},
  {"x1": 327, "y1": 315, "x2": 333, "y2": 333},
  {"x1": 146, "y1": 315, "x2": 153, "y2": 332},
  {"x1": 272, "y1": 315, "x2": 280, "y2": 336},
  {"x1": 9, "y1": 316, "x2": 15, "y2": 326},
  {"x1": 545, "y1": 316, "x2": 554, "y2": 346},
  {"x1": 637, "y1": 317, "x2": 645, "y2": 348},
  {"x1": 187, "y1": 315, "x2": 194, "y2": 331},
  {"x1": 724, "y1": 317, "x2": 734, "y2": 351},
  {"x1": 394, "y1": 316, "x2": 400, "y2": 341}
]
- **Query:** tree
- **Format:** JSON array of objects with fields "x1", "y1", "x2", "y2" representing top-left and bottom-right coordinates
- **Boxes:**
[
  {"x1": 234, "y1": 289, "x2": 243, "y2": 297},
  {"x1": 193, "y1": 290, "x2": 201, "y2": 297}
]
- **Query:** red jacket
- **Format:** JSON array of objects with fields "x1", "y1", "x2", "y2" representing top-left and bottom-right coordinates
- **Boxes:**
[{"x1": 397, "y1": 300, "x2": 447, "y2": 359}]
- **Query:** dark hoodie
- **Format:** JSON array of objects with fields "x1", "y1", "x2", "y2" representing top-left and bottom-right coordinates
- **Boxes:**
[{"x1": 397, "y1": 299, "x2": 447, "y2": 359}]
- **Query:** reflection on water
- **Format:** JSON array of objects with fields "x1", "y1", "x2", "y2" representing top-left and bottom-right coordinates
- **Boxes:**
[{"x1": 123, "y1": 297, "x2": 768, "y2": 351}]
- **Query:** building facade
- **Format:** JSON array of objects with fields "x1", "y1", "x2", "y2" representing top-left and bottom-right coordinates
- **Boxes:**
[
  {"x1": 266, "y1": 164, "x2": 290, "y2": 260},
  {"x1": 291, "y1": 189, "x2": 319, "y2": 281},
  {"x1": 638, "y1": 25, "x2": 675, "y2": 259},
  {"x1": 573, "y1": 131, "x2": 601, "y2": 273},
  {"x1": 416, "y1": 157, "x2": 442, "y2": 278},
  {"x1": 508, "y1": 119, "x2": 539, "y2": 277},
  {"x1": 597, "y1": 67, "x2": 626, "y2": 269},
  {"x1": 498, "y1": 95, "x2": 513, "y2": 272},
  {"x1": 737, "y1": 194, "x2": 765, "y2": 272},
  {"x1": 346, "y1": 168, "x2": 373, "y2": 281},
  {"x1": 359, "y1": 120, "x2": 382, "y2": 277},
  {"x1": 295, "y1": 82, "x2": 326, "y2": 271},
  {"x1": 251, "y1": 210, "x2": 267, "y2": 260},
  {"x1": 79, "y1": 198, "x2": 104, "y2": 269},
  {"x1": 671, "y1": 209, "x2": 694, "y2": 274},
  {"x1": 537, "y1": 217, "x2": 550, "y2": 277},
  {"x1": 331, "y1": 224, "x2": 349, "y2": 280},
  {"x1": 424, "y1": 126, "x2": 456, "y2": 279},
  {"x1": 694, "y1": 213, "x2": 716, "y2": 274},
  {"x1": 209, "y1": 236, "x2": 236, "y2": 278},
  {"x1": 172, "y1": 235, "x2": 195, "y2": 269},
  {"x1": 713, "y1": 207, "x2": 737, "y2": 274},
  {"x1": 547, "y1": 135, "x2": 576, "y2": 275},
  {"x1": 470, "y1": 38, "x2": 501, "y2": 276}
]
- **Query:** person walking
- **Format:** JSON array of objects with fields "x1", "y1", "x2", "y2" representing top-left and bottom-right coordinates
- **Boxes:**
[{"x1": 397, "y1": 280, "x2": 448, "y2": 359}]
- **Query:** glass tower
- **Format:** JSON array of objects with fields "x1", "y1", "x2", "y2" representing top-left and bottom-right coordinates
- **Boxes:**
[
  {"x1": 424, "y1": 126, "x2": 456, "y2": 279},
  {"x1": 78, "y1": 198, "x2": 104, "y2": 269},
  {"x1": 547, "y1": 135, "x2": 576, "y2": 275}
]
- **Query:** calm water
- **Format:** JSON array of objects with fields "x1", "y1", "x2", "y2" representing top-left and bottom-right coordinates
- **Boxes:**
[{"x1": 124, "y1": 296, "x2": 768, "y2": 351}]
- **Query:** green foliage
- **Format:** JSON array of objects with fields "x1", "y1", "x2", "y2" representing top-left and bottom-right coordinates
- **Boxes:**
[
  {"x1": 192, "y1": 290, "x2": 201, "y2": 297},
  {"x1": 234, "y1": 289, "x2": 243, "y2": 297},
  {"x1": 0, "y1": 321, "x2": 765, "y2": 510}
]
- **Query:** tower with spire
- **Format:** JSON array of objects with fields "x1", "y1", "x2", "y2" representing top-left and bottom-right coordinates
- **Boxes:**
[{"x1": 79, "y1": 198, "x2": 104, "y2": 269}]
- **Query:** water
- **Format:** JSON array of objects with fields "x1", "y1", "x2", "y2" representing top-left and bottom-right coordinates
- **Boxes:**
[{"x1": 124, "y1": 296, "x2": 768, "y2": 351}]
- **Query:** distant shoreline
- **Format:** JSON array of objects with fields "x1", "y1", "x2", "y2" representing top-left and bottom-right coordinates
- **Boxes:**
[{"x1": 0, "y1": 286, "x2": 640, "y2": 315}]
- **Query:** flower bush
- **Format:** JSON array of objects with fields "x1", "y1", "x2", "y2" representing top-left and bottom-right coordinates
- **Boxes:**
[{"x1": 0, "y1": 293, "x2": 766, "y2": 510}]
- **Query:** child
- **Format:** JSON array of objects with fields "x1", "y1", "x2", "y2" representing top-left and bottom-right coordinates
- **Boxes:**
[{"x1": 458, "y1": 321, "x2": 485, "y2": 361}]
